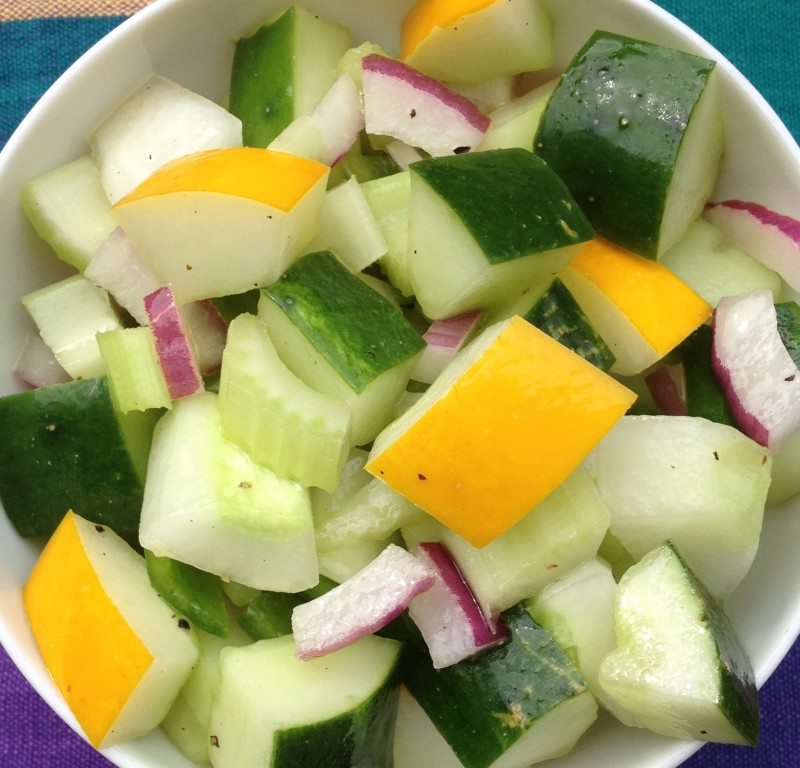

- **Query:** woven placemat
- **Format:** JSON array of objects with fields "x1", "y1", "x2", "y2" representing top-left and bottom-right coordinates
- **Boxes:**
[{"x1": 1, "y1": 0, "x2": 798, "y2": 766}]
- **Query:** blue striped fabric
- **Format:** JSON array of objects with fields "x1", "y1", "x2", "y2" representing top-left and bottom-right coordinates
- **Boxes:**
[{"x1": 0, "y1": 1, "x2": 798, "y2": 767}]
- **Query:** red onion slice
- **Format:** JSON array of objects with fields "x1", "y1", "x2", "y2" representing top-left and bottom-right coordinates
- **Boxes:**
[
  {"x1": 144, "y1": 285, "x2": 204, "y2": 400},
  {"x1": 704, "y1": 200, "x2": 800, "y2": 292},
  {"x1": 292, "y1": 543, "x2": 435, "y2": 660},
  {"x1": 413, "y1": 309, "x2": 483, "y2": 384},
  {"x1": 712, "y1": 289, "x2": 800, "y2": 447},
  {"x1": 361, "y1": 53, "x2": 490, "y2": 157},
  {"x1": 408, "y1": 541, "x2": 508, "y2": 668},
  {"x1": 645, "y1": 363, "x2": 688, "y2": 416},
  {"x1": 12, "y1": 331, "x2": 71, "y2": 388}
]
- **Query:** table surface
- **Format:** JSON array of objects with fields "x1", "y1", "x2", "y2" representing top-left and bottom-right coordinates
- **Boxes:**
[{"x1": 1, "y1": 0, "x2": 799, "y2": 766}]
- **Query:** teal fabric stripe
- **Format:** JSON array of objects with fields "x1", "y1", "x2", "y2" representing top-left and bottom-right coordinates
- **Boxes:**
[
  {"x1": 0, "y1": 16, "x2": 124, "y2": 147},
  {"x1": 657, "y1": 0, "x2": 800, "y2": 142}
]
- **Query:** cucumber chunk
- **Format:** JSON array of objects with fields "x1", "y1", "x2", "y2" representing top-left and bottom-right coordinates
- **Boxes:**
[
  {"x1": 599, "y1": 542, "x2": 759, "y2": 745},
  {"x1": 398, "y1": 604, "x2": 597, "y2": 768},
  {"x1": 22, "y1": 274, "x2": 122, "y2": 380},
  {"x1": 524, "y1": 276, "x2": 616, "y2": 371},
  {"x1": 527, "y1": 558, "x2": 633, "y2": 723},
  {"x1": 0, "y1": 377, "x2": 156, "y2": 539},
  {"x1": 586, "y1": 415, "x2": 771, "y2": 599},
  {"x1": 139, "y1": 391, "x2": 318, "y2": 592},
  {"x1": 535, "y1": 31, "x2": 722, "y2": 258},
  {"x1": 208, "y1": 633, "x2": 400, "y2": 768},
  {"x1": 20, "y1": 155, "x2": 117, "y2": 272},
  {"x1": 431, "y1": 465, "x2": 610, "y2": 619},
  {"x1": 97, "y1": 326, "x2": 172, "y2": 413},
  {"x1": 230, "y1": 5, "x2": 352, "y2": 147},
  {"x1": 144, "y1": 550, "x2": 229, "y2": 638},
  {"x1": 408, "y1": 148, "x2": 593, "y2": 319},
  {"x1": 679, "y1": 324, "x2": 737, "y2": 426},
  {"x1": 161, "y1": 622, "x2": 252, "y2": 765},
  {"x1": 660, "y1": 218, "x2": 782, "y2": 307},
  {"x1": 260, "y1": 250, "x2": 425, "y2": 445},
  {"x1": 361, "y1": 170, "x2": 414, "y2": 298},
  {"x1": 218, "y1": 312, "x2": 351, "y2": 493}
]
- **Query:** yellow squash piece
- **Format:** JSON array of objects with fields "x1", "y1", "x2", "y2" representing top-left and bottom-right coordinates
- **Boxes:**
[
  {"x1": 366, "y1": 316, "x2": 636, "y2": 547},
  {"x1": 559, "y1": 238, "x2": 712, "y2": 376},
  {"x1": 112, "y1": 147, "x2": 329, "y2": 303},
  {"x1": 401, "y1": 0, "x2": 553, "y2": 84},
  {"x1": 23, "y1": 511, "x2": 199, "y2": 748}
]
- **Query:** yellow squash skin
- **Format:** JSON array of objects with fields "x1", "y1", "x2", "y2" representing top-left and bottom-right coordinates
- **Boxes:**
[
  {"x1": 570, "y1": 238, "x2": 712, "y2": 357},
  {"x1": 115, "y1": 146, "x2": 328, "y2": 212},
  {"x1": 400, "y1": 0, "x2": 496, "y2": 59},
  {"x1": 366, "y1": 316, "x2": 636, "y2": 546},
  {"x1": 23, "y1": 511, "x2": 153, "y2": 747}
]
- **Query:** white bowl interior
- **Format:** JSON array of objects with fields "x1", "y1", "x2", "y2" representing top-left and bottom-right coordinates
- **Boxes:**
[{"x1": 1, "y1": 0, "x2": 799, "y2": 766}]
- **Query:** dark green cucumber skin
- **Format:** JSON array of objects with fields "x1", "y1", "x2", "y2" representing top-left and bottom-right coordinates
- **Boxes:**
[
  {"x1": 398, "y1": 604, "x2": 588, "y2": 768},
  {"x1": 525, "y1": 277, "x2": 616, "y2": 371},
  {"x1": 229, "y1": 8, "x2": 296, "y2": 148},
  {"x1": 212, "y1": 289, "x2": 261, "y2": 324},
  {"x1": 237, "y1": 591, "x2": 302, "y2": 640},
  {"x1": 667, "y1": 542, "x2": 759, "y2": 745},
  {"x1": 680, "y1": 325, "x2": 736, "y2": 426},
  {"x1": 411, "y1": 148, "x2": 593, "y2": 264},
  {"x1": 262, "y1": 251, "x2": 425, "y2": 394},
  {"x1": 328, "y1": 148, "x2": 401, "y2": 188},
  {"x1": 271, "y1": 660, "x2": 399, "y2": 768},
  {"x1": 775, "y1": 301, "x2": 800, "y2": 369},
  {"x1": 534, "y1": 31, "x2": 716, "y2": 258},
  {"x1": 145, "y1": 550, "x2": 229, "y2": 638},
  {"x1": 237, "y1": 576, "x2": 338, "y2": 640},
  {"x1": 0, "y1": 377, "x2": 156, "y2": 540}
]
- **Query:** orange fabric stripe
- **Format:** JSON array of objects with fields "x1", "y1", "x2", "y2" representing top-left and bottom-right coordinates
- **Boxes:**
[{"x1": 0, "y1": 0, "x2": 152, "y2": 22}]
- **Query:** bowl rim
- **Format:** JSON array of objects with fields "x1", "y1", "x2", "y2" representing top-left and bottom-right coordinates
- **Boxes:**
[{"x1": 1, "y1": 1, "x2": 799, "y2": 767}]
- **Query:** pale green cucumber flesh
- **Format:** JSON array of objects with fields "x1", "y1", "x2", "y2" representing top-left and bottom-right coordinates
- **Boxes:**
[
  {"x1": 161, "y1": 623, "x2": 253, "y2": 764},
  {"x1": 218, "y1": 312, "x2": 351, "y2": 492},
  {"x1": 261, "y1": 250, "x2": 424, "y2": 394},
  {"x1": 600, "y1": 542, "x2": 758, "y2": 745},
  {"x1": 144, "y1": 550, "x2": 229, "y2": 638},
  {"x1": 22, "y1": 274, "x2": 122, "y2": 380},
  {"x1": 97, "y1": 326, "x2": 172, "y2": 413},
  {"x1": 411, "y1": 148, "x2": 593, "y2": 265},
  {"x1": 660, "y1": 218, "x2": 782, "y2": 308},
  {"x1": 20, "y1": 155, "x2": 117, "y2": 272},
  {"x1": 586, "y1": 415, "x2": 770, "y2": 600},
  {"x1": 209, "y1": 634, "x2": 400, "y2": 768},
  {"x1": 361, "y1": 170, "x2": 414, "y2": 298},
  {"x1": 535, "y1": 31, "x2": 720, "y2": 258},
  {"x1": 139, "y1": 391, "x2": 317, "y2": 592},
  {"x1": 440, "y1": 465, "x2": 610, "y2": 618},
  {"x1": 398, "y1": 603, "x2": 594, "y2": 768},
  {"x1": 0, "y1": 377, "x2": 155, "y2": 540},
  {"x1": 524, "y1": 277, "x2": 615, "y2": 371},
  {"x1": 408, "y1": 148, "x2": 592, "y2": 317}
]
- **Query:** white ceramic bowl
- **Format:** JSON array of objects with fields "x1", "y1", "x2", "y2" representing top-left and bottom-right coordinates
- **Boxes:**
[{"x1": 1, "y1": 0, "x2": 799, "y2": 766}]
